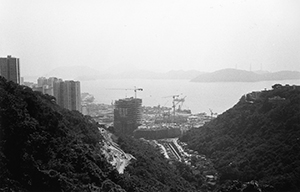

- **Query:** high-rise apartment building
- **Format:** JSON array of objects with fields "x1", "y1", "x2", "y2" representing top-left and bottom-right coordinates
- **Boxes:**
[
  {"x1": 36, "y1": 77, "x2": 63, "y2": 96},
  {"x1": 37, "y1": 77, "x2": 63, "y2": 88},
  {"x1": 54, "y1": 80, "x2": 81, "y2": 112},
  {"x1": 34, "y1": 77, "x2": 81, "y2": 112},
  {"x1": 114, "y1": 97, "x2": 142, "y2": 135},
  {"x1": 37, "y1": 77, "x2": 47, "y2": 87},
  {"x1": 0, "y1": 55, "x2": 20, "y2": 84}
]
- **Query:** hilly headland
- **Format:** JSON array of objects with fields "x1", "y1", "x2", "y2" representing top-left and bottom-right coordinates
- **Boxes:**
[
  {"x1": 181, "y1": 84, "x2": 300, "y2": 191},
  {"x1": 191, "y1": 68, "x2": 300, "y2": 82}
]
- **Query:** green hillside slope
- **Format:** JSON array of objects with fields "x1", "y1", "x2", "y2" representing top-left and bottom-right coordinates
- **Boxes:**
[
  {"x1": 181, "y1": 84, "x2": 300, "y2": 191},
  {"x1": 0, "y1": 77, "x2": 200, "y2": 192}
]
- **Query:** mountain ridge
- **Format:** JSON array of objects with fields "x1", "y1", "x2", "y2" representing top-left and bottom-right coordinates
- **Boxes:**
[
  {"x1": 44, "y1": 66, "x2": 205, "y2": 80},
  {"x1": 191, "y1": 68, "x2": 300, "y2": 82}
]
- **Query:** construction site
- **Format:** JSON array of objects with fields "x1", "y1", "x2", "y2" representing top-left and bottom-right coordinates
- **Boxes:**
[
  {"x1": 95, "y1": 86, "x2": 218, "y2": 188},
  {"x1": 84, "y1": 86, "x2": 214, "y2": 138},
  {"x1": 133, "y1": 94, "x2": 214, "y2": 139},
  {"x1": 113, "y1": 97, "x2": 143, "y2": 135}
]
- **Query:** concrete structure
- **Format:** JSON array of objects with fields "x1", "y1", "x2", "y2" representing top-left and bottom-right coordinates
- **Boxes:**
[
  {"x1": 0, "y1": 55, "x2": 20, "y2": 84},
  {"x1": 37, "y1": 77, "x2": 63, "y2": 87},
  {"x1": 54, "y1": 80, "x2": 81, "y2": 112},
  {"x1": 114, "y1": 97, "x2": 142, "y2": 135},
  {"x1": 20, "y1": 77, "x2": 24, "y2": 85},
  {"x1": 37, "y1": 77, "x2": 47, "y2": 87},
  {"x1": 33, "y1": 77, "x2": 81, "y2": 112},
  {"x1": 134, "y1": 125, "x2": 182, "y2": 140},
  {"x1": 35, "y1": 77, "x2": 63, "y2": 96}
]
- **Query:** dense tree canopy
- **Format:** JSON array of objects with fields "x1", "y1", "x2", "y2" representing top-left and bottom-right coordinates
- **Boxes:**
[
  {"x1": 181, "y1": 84, "x2": 300, "y2": 191},
  {"x1": 0, "y1": 77, "x2": 202, "y2": 191}
]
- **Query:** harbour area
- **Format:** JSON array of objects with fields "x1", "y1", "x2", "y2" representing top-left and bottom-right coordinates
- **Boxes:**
[
  {"x1": 134, "y1": 105, "x2": 214, "y2": 139},
  {"x1": 83, "y1": 103, "x2": 214, "y2": 139},
  {"x1": 85, "y1": 94, "x2": 219, "y2": 190},
  {"x1": 82, "y1": 96, "x2": 214, "y2": 134},
  {"x1": 81, "y1": 94, "x2": 215, "y2": 143}
]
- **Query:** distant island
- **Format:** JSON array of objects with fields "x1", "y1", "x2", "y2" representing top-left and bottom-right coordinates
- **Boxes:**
[
  {"x1": 191, "y1": 68, "x2": 300, "y2": 82},
  {"x1": 39, "y1": 67, "x2": 300, "y2": 82}
]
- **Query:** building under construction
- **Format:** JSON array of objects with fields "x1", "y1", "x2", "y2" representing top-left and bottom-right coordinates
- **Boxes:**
[{"x1": 114, "y1": 97, "x2": 142, "y2": 135}]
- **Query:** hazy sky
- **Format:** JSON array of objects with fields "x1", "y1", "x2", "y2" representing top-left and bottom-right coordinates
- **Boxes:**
[{"x1": 1, "y1": 0, "x2": 300, "y2": 76}]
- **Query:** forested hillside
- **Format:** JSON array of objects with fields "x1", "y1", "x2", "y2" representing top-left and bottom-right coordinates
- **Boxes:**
[
  {"x1": 0, "y1": 77, "x2": 201, "y2": 192},
  {"x1": 181, "y1": 84, "x2": 300, "y2": 191}
]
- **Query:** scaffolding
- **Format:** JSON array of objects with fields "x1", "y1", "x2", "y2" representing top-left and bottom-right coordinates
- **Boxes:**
[{"x1": 114, "y1": 97, "x2": 142, "y2": 135}]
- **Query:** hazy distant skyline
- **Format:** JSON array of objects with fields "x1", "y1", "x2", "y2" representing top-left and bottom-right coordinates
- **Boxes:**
[{"x1": 1, "y1": 0, "x2": 300, "y2": 76}]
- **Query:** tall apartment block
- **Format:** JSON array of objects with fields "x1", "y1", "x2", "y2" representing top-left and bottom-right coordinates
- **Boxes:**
[
  {"x1": 0, "y1": 55, "x2": 20, "y2": 84},
  {"x1": 34, "y1": 77, "x2": 81, "y2": 112},
  {"x1": 114, "y1": 97, "x2": 142, "y2": 135},
  {"x1": 36, "y1": 77, "x2": 63, "y2": 96},
  {"x1": 54, "y1": 80, "x2": 81, "y2": 112}
]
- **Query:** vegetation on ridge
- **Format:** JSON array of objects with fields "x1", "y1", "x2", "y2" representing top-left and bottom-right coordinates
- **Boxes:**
[
  {"x1": 181, "y1": 84, "x2": 300, "y2": 191},
  {"x1": 0, "y1": 77, "x2": 202, "y2": 191}
]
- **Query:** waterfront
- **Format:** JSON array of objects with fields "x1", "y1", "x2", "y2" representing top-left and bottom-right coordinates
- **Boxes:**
[{"x1": 81, "y1": 79, "x2": 300, "y2": 114}]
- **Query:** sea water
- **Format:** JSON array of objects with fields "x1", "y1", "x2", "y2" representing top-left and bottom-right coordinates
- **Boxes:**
[{"x1": 81, "y1": 79, "x2": 300, "y2": 114}]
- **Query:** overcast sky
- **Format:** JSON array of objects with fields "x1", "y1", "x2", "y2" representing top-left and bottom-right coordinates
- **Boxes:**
[{"x1": 1, "y1": 0, "x2": 300, "y2": 76}]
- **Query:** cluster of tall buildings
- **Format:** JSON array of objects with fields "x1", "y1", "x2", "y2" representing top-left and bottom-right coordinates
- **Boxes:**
[
  {"x1": 36, "y1": 77, "x2": 82, "y2": 112},
  {"x1": 1, "y1": 55, "x2": 143, "y2": 131},
  {"x1": 0, "y1": 55, "x2": 81, "y2": 112}
]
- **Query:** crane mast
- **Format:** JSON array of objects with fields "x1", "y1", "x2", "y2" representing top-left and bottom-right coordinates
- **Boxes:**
[
  {"x1": 133, "y1": 87, "x2": 143, "y2": 98},
  {"x1": 107, "y1": 86, "x2": 143, "y2": 98},
  {"x1": 163, "y1": 94, "x2": 187, "y2": 123}
]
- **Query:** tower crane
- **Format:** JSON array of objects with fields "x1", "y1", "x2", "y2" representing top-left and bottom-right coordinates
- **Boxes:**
[
  {"x1": 132, "y1": 86, "x2": 143, "y2": 98},
  {"x1": 163, "y1": 94, "x2": 179, "y2": 119},
  {"x1": 107, "y1": 86, "x2": 143, "y2": 98},
  {"x1": 209, "y1": 108, "x2": 217, "y2": 119},
  {"x1": 174, "y1": 96, "x2": 186, "y2": 111},
  {"x1": 209, "y1": 108, "x2": 213, "y2": 118},
  {"x1": 163, "y1": 94, "x2": 187, "y2": 123}
]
